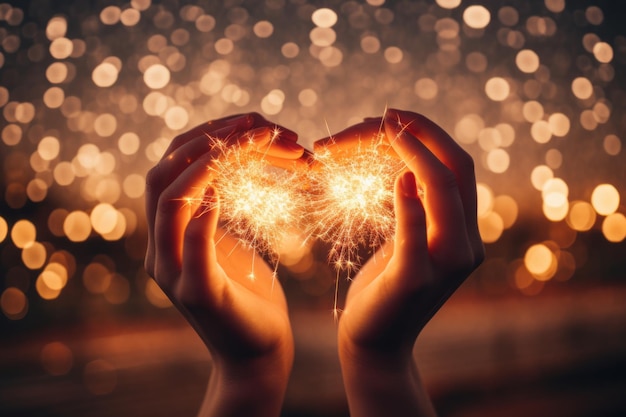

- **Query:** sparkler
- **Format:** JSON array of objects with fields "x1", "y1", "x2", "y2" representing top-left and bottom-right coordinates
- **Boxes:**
[
  {"x1": 199, "y1": 124, "x2": 407, "y2": 316},
  {"x1": 309, "y1": 129, "x2": 407, "y2": 316},
  {"x1": 310, "y1": 132, "x2": 406, "y2": 271},
  {"x1": 201, "y1": 132, "x2": 308, "y2": 277}
]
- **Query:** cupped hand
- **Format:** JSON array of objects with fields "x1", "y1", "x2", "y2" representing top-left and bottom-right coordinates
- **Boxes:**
[
  {"x1": 144, "y1": 113, "x2": 303, "y2": 416},
  {"x1": 322, "y1": 109, "x2": 484, "y2": 357},
  {"x1": 317, "y1": 109, "x2": 484, "y2": 417}
]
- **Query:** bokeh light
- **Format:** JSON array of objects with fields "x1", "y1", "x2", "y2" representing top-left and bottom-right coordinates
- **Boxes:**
[
  {"x1": 1, "y1": 287, "x2": 28, "y2": 319},
  {"x1": 602, "y1": 213, "x2": 626, "y2": 242},
  {"x1": 312, "y1": 8, "x2": 337, "y2": 28},
  {"x1": 516, "y1": 49, "x2": 540, "y2": 73},
  {"x1": 591, "y1": 184, "x2": 620, "y2": 216},
  {"x1": 1, "y1": 2, "x2": 625, "y2": 415},
  {"x1": 40, "y1": 342, "x2": 74, "y2": 376},
  {"x1": 572, "y1": 77, "x2": 594, "y2": 99},
  {"x1": 11, "y1": 220, "x2": 36, "y2": 249},
  {"x1": 567, "y1": 201, "x2": 596, "y2": 232},
  {"x1": 485, "y1": 77, "x2": 510, "y2": 101},
  {"x1": 524, "y1": 243, "x2": 556, "y2": 280},
  {"x1": 92, "y1": 62, "x2": 119, "y2": 88},
  {"x1": 143, "y1": 64, "x2": 170, "y2": 89},
  {"x1": 463, "y1": 5, "x2": 490, "y2": 29}
]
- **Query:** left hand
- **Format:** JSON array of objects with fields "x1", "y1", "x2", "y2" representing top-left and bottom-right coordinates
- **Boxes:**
[{"x1": 144, "y1": 113, "x2": 304, "y2": 417}]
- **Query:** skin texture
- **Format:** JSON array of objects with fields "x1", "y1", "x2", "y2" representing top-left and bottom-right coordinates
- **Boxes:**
[{"x1": 145, "y1": 109, "x2": 484, "y2": 417}]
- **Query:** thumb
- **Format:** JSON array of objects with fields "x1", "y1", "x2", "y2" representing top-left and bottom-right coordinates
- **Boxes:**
[
  {"x1": 178, "y1": 187, "x2": 225, "y2": 305},
  {"x1": 392, "y1": 171, "x2": 430, "y2": 278}
]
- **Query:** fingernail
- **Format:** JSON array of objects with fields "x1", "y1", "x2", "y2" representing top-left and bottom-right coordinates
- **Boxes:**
[
  {"x1": 401, "y1": 171, "x2": 418, "y2": 198},
  {"x1": 203, "y1": 186, "x2": 218, "y2": 205}
]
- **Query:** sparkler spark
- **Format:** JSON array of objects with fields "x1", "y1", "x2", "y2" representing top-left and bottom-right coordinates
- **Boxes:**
[
  {"x1": 197, "y1": 125, "x2": 408, "y2": 315},
  {"x1": 202, "y1": 134, "x2": 308, "y2": 268},
  {"x1": 309, "y1": 132, "x2": 406, "y2": 273}
]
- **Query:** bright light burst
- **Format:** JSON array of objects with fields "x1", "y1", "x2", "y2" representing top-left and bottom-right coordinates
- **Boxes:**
[
  {"x1": 198, "y1": 127, "x2": 407, "y2": 285},
  {"x1": 202, "y1": 134, "x2": 307, "y2": 265},
  {"x1": 310, "y1": 132, "x2": 406, "y2": 273}
]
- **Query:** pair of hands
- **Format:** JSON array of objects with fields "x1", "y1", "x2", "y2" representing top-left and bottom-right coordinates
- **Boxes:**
[{"x1": 144, "y1": 109, "x2": 484, "y2": 417}]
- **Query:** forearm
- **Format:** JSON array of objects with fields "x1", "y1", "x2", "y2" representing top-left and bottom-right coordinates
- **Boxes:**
[
  {"x1": 198, "y1": 351, "x2": 293, "y2": 417},
  {"x1": 339, "y1": 344, "x2": 437, "y2": 417}
]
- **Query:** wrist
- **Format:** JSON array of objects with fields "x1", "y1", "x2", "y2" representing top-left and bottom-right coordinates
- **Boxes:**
[
  {"x1": 338, "y1": 337, "x2": 414, "y2": 384},
  {"x1": 216, "y1": 346, "x2": 293, "y2": 391},
  {"x1": 337, "y1": 323, "x2": 415, "y2": 370},
  {"x1": 338, "y1": 340, "x2": 437, "y2": 417},
  {"x1": 200, "y1": 344, "x2": 293, "y2": 417}
]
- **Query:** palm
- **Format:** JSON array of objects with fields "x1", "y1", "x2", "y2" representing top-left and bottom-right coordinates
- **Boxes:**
[
  {"x1": 339, "y1": 242, "x2": 435, "y2": 353},
  {"x1": 179, "y1": 228, "x2": 292, "y2": 360}
]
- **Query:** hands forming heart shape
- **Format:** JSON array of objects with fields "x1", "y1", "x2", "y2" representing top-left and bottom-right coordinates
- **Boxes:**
[
  {"x1": 144, "y1": 108, "x2": 484, "y2": 417},
  {"x1": 206, "y1": 116, "x2": 407, "y2": 275}
]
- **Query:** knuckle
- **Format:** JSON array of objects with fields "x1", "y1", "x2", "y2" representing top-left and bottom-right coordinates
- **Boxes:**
[
  {"x1": 246, "y1": 112, "x2": 266, "y2": 127},
  {"x1": 170, "y1": 132, "x2": 188, "y2": 149},
  {"x1": 145, "y1": 165, "x2": 163, "y2": 194}
]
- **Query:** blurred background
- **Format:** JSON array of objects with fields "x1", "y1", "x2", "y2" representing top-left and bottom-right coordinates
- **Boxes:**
[{"x1": 1, "y1": 0, "x2": 625, "y2": 416}]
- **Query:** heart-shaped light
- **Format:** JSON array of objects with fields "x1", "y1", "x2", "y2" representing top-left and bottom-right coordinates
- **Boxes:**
[{"x1": 203, "y1": 131, "x2": 406, "y2": 273}]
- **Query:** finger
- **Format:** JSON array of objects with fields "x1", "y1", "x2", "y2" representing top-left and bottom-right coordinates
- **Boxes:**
[
  {"x1": 145, "y1": 127, "x2": 272, "y2": 274},
  {"x1": 152, "y1": 149, "x2": 222, "y2": 290},
  {"x1": 313, "y1": 120, "x2": 384, "y2": 154},
  {"x1": 386, "y1": 108, "x2": 483, "y2": 264},
  {"x1": 163, "y1": 114, "x2": 254, "y2": 157},
  {"x1": 244, "y1": 112, "x2": 299, "y2": 142},
  {"x1": 149, "y1": 126, "x2": 272, "y2": 217},
  {"x1": 255, "y1": 137, "x2": 304, "y2": 159},
  {"x1": 149, "y1": 126, "x2": 273, "y2": 212},
  {"x1": 176, "y1": 186, "x2": 227, "y2": 307},
  {"x1": 162, "y1": 111, "x2": 297, "y2": 158},
  {"x1": 384, "y1": 118, "x2": 473, "y2": 269},
  {"x1": 394, "y1": 171, "x2": 427, "y2": 257},
  {"x1": 145, "y1": 134, "x2": 212, "y2": 276},
  {"x1": 391, "y1": 171, "x2": 430, "y2": 282}
]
